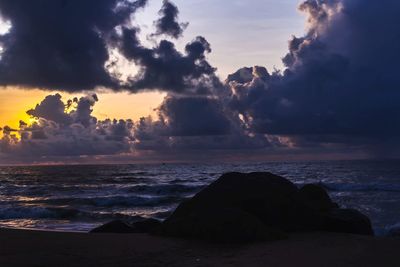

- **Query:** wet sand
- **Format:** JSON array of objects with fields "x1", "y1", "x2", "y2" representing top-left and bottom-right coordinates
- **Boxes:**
[{"x1": 1, "y1": 228, "x2": 399, "y2": 267}]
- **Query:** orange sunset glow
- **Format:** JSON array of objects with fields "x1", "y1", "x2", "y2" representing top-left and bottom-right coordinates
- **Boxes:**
[{"x1": 0, "y1": 88, "x2": 165, "y2": 135}]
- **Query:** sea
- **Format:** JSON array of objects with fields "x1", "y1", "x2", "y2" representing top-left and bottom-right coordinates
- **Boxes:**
[{"x1": 0, "y1": 160, "x2": 400, "y2": 236}]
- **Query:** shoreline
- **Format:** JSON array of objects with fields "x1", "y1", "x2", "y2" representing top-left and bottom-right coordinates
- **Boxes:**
[
  {"x1": 0, "y1": 224, "x2": 395, "y2": 237},
  {"x1": 1, "y1": 228, "x2": 400, "y2": 267}
]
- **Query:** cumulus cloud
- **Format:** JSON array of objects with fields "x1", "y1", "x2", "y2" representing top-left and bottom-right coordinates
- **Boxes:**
[
  {"x1": 26, "y1": 94, "x2": 72, "y2": 125},
  {"x1": 0, "y1": 94, "x2": 135, "y2": 160},
  {"x1": 153, "y1": 0, "x2": 188, "y2": 39},
  {"x1": 156, "y1": 96, "x2": 231, "y2": 136},
  {"x1": 226, "y1": 0, "x2": 400, "y2": 146},
  {"x1": 117, "y1": 31, "x2": 219, "y2": 94}
]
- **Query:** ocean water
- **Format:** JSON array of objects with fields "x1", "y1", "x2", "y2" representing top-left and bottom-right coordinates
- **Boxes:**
[{"x1": 0, "y1": 160, "x2": 400, "y2": 235}]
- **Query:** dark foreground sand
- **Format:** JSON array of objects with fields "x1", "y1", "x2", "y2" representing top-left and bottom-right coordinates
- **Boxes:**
[{"x1": 1, "y1": 228, "x2": 399, "y2": 267}]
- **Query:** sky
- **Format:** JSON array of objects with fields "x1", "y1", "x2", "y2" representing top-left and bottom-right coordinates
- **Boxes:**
[
  {"x1": 0, "y1": 0, "x2": 399, "y2": 164},
  {"x1": 0, "y1": 0, "x2": 304, "y2": 128},
  {"x1": 136, "y1": 0, "x2": 305, "y2": 77}
]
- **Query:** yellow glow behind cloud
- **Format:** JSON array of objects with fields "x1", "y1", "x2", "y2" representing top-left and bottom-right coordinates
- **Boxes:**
[
  {"x1": 0, "y1": 88, "x2": 50, "y2": 130},
  {"x1": 92, "y1": 91, "x2": 165, "y2": 121},
  {"x1": 0, "y1": 87, "x2": 165, "y2": 133}
]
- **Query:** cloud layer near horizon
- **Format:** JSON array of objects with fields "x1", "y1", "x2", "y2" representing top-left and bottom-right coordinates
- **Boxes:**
[{"x1": 2, "y1": 0, "x2": 400, "y2": 162}]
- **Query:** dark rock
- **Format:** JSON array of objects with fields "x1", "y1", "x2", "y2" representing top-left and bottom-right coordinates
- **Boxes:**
[
  {"x1": 298, "y1": 184, "x2": 336, "y2": 212},
  {"x1": 90, "y1": 220, "x2": 135, "y2": 233},
  {"x1": 169, "y1": 172, "x2": 299, "y2": 230},
  {"x1": 161, "y1": 206, "x2": 285, "y2": 243},
  {"x1": 322, "y1": 209, "x2": 374, "y2": 236},
  {"x1": 159, "y1": 172, "x2": 375, "y2": 241},
  {"x1": 285, "y1": 198, "x2": 324, "y2": 232},
  {"x1": 131, "y1": 218, "x2": 162, "y2": 233},
  {"x1": 161, "y1": 172, "x2": 302, "y2": 241}
]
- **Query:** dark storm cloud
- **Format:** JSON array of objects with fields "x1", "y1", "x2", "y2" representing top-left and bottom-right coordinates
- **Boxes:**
[
  {"x1": 156, "y1": 96, "x2": 231, "y2": 136},
  {"x1": 0, "y1": 0, "x2": 218, "y2": 96},
  {"x1": 117, "y1": 27, "x2": 219, "y2": 94},
  {"x1": 0, "y1": 0, "x2": 147, "y2": 91},
  {"x1": 26, "y1": 94, "x2": 72, "y2": 124},
  {"x1": 26, "y1": 93, "x2": 100, "y2": 127},
  {"x1": 227, "y1": 0, "x2": 400, "y2": 140},
  {"x1": 153, "y1": 0, "x2": 188, "y2": 39}
]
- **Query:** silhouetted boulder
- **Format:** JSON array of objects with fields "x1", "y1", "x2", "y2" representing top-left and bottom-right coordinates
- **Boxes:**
[
  {"x1": 169, "y1": 172, "x2": 299, "y2": 230},
  {"x1": 90, "y1": 220, "x2": 135, "y2": 233},
  {"x1": 161, "y1": 206, "x2": 285, "y2": 242},
  {"x1": 162, "y1": 172, "x2": 305, "y2": 241},
  {"x1": 322, "y1": 209, "x2": 374, "y2": 236},
  {"x1": 161, "y1": 172, "x2": 374, "y2": 241}
]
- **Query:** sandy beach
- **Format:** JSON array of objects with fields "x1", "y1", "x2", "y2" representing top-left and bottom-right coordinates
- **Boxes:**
[{"x1": 0, "y1": 228, "x2": 399, "y2": 267}]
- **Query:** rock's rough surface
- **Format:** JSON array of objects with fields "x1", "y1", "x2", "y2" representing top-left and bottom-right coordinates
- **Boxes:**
[
  {"x1": 160, "y1": 172, "x2": 374, "y2": 241},
  {"x1": 162, "y1": 206, "x2": 285, "y2": 242},
  {"x1": 321, "y1": 209, "x2": 374, "y2": 236},
  {"x1": 169, "y1": 172, "x2": 299, "y2": 229}
]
